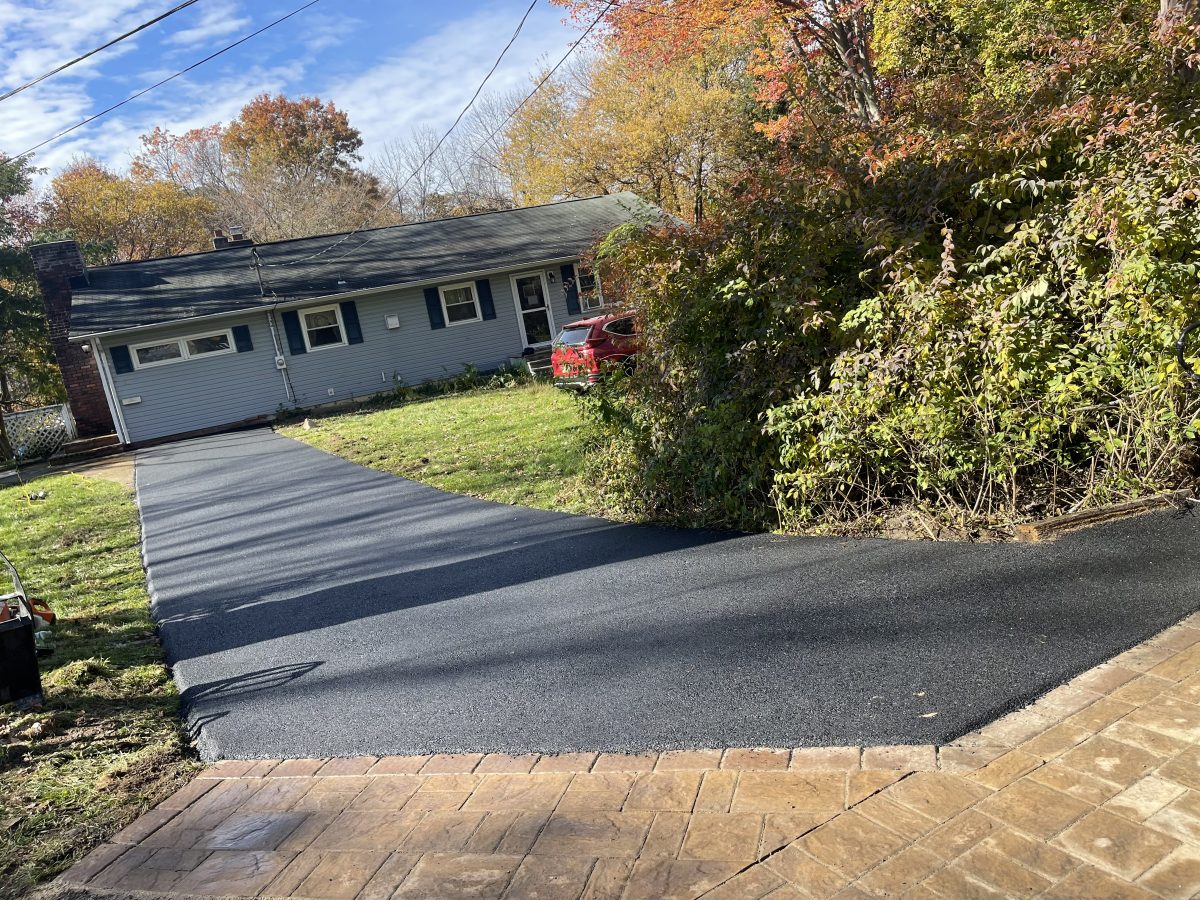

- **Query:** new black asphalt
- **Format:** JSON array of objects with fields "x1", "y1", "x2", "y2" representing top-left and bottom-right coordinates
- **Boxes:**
[{"x1": 135, "y1": 429, "x2": 1200, "y2": 760}]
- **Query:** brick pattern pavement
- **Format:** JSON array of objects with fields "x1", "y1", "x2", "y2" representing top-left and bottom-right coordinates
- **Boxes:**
[{"x1": 57, "y1": 613, "x2": 1200, "y2": 898}]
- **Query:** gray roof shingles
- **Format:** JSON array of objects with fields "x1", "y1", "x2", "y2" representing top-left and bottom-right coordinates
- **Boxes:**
[{"x1": 68, "y1": 193, "x2": 651, "y2": 338}]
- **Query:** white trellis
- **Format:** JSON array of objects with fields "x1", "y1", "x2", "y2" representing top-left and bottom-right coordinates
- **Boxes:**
[{"x1": 2, "y1": 404, "x2": 77, "y2": 462}]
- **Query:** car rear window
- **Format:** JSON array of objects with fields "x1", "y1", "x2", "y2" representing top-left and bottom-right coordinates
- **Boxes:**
[
  {"x1": 603, "y1": 317, "x2": 636, "y2": 336},
  {"x1": 556, "y1": 326, "x2": 593, "y2": 346}
]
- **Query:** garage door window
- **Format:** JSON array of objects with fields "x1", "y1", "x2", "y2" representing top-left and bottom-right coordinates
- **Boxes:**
[
  {"x1": 134, "y1": 341, "x2": 184, "y2": 367},
  {"x1": 131, "y1": 329, "x2": 235, "y2": 368},
  {"x1": 186, "y1": 332, "x2": 232, "y2": 356}
]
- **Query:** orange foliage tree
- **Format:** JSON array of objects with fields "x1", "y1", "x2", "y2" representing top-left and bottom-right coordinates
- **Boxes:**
[
  {"x1": 133, "y1": 94, "x2": 383, "y2": 242},
  {"x1": 557, "y1": 0, "x2": 882, "y2": 127},
  {"x1": 41, "y1": 158, "x2": 215, "y2": 262}
]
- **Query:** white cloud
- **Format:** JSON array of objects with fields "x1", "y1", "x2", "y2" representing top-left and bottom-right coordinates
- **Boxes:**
[
  {"x1": 1, "y1": 1, "x2": 581, "y2": 190},
  {"x1": 327, "y1": 5, "x2": 574, "y2": 158},
  {"x1": 165, "y1": 1, "x2": 250, "y2": 47}
]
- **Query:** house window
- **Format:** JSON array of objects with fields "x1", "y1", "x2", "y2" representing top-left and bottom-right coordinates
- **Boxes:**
[
  {"x1": 576, "y1": 264, "x2": 604, "y2": 311},
  {"x1": 301, "y1": 305, "x2": 346, "y2": 350},
  {"x1": 134, "y1": 340, "x2": 184, "y2": 367},
  {"x1": 131, "y1": 329, "x2": 235, "y2": 369},
  {"x1": 439, "y1": 283, "x2": 481, "y2": 326},
  {"x1": 186, "y1": 332, "x2": 232, "y2": 356}
]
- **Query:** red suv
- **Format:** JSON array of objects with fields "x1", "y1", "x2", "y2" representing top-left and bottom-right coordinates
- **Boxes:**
[{"x1": 551, "y1": 313, "x2": 640, "y2": 389}]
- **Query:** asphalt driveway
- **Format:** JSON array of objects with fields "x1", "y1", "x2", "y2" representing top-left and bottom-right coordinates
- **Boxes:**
[{"x1": 136, "y1": 429, "x2": 1200, "y2": 760}]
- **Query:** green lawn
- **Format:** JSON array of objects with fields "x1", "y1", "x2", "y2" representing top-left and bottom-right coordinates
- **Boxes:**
[
  {"x1": 281, "y1": 382, "x2": 608, "y2": 515},
  {"x1": 0, "y1": 475, "x2": 196, "y2": 897}
]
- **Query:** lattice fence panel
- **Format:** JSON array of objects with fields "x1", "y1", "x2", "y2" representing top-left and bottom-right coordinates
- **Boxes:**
[{"x1": 3, "y1": 404, "x2": 77, "y2": 462}]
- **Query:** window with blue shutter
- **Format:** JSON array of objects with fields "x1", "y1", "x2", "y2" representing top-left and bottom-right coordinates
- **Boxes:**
[
  {"x1": 476, "y1": 279, "x2": 496, "y2": 320},
  {"x1": 281, "y1": 310, "x2": 307, "y2": 354},
  {"x1": 562, "y1": 264, "x2": 581, "y2": 315},
  {"x1": 232, "y1": 325, "x2": 253, "y2": 352},
  {"x1": 339, "y1": 301, "x2": 364, "y2": 344},
  {"x1": 424, "y1": 287, "x2": 446, "y2": 329},
  {"x1": 110, "y1": 345, "x2": 133, "y2": 374}
]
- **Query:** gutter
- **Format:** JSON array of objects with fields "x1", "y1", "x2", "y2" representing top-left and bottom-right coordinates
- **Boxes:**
[{"x1": 67, "y1": 254, "x2": 582, "y2": 343}]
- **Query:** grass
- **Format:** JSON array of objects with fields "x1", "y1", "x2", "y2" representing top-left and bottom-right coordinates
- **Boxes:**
[
  {"x1": 281, "y1": 382, "x2": 610, "y2": 516},
  {"x1": 0, "y1": 474, "x2": 196, "y2": 897}
]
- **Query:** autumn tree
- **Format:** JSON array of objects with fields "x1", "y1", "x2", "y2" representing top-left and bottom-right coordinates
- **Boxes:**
[
  {"x1": 558, "y1": 0, "x2": 883, "y2": 129},
  {"x1": 500, "y1": 50, "x2": 753, "y2": 222},
  {"x1": 0, "y1": 157, "x2": 64, "y2": 459},
  {"x1": 134, "y1": 94, "x2": 384, "y2": 242},
  {"x1": 373, "y1": 118, "x2": 514, "y2": 224},
  {"x1": 41, "y1": 158, "x2": 215, "y2": 263}
]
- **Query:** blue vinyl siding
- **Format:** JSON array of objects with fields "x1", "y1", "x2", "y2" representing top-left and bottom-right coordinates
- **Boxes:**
[{"x1": 100, "y1": 263, "x2": 580, "y2": 443}]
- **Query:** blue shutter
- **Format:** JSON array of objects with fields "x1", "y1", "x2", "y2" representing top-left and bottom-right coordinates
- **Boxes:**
[
  {"x1": 424, "y1": 287, "x2": 446, "y2": 329},
  {"x1": 281, "y1": 310, "x2": 306, "y2": 354},
  {"x1": 339, "y1": 301, "x2": 363, "y2": 344},
  {"x1": 232, "y1": 325, "x2": 253, "y2": 352},
  {"x1": 562, "y1": 264, "x2": 581, "y2": 316},
  {"x1": 110, "y1": 345, "x2": 133, "y2": 374},
  {"x1": 476, "y1": 279, "x2": 496, "y2": 320}
]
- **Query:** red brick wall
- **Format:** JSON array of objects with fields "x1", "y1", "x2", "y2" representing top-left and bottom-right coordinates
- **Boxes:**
[{"x1": 29, "y1": 242, "x2": 116, "y2": 438}]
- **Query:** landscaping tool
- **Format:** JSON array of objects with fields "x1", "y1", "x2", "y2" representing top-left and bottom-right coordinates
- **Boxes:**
[{"x1": 0, "y1": 550, "x2": 48, "y2": 709}]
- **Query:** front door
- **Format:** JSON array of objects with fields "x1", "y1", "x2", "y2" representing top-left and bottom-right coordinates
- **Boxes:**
[{"x1": 511, "y1": 272, "x2": 555, "y2": 348}]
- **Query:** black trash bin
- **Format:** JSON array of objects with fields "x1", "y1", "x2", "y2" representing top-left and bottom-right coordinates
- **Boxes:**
[
  {"x1": 0, "y1": 606, "x2": 43, "y2": 709},
  {"x1": 0, "y1": 550, "x2": 43, "y2": 709}
]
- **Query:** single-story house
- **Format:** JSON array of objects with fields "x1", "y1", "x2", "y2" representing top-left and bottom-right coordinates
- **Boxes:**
[{"x1": 31, "y1": 193, "x2": 652, "y2": 446}]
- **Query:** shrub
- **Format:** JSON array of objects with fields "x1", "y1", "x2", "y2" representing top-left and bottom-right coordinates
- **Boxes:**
[{"x1": 586, "y1": 10, "x2": 1200, "y2": 534}]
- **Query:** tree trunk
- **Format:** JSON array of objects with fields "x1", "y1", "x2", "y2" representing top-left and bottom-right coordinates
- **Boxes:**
[
  {"x1": 1160, "y1": 0, "x2": 1199, "y2": 34},
  {"x1": 778, "y1": 2, "x2": 882, "y2": 126},
  {"x1": 1159, "y1": 0, "x2": 1200, "y2": 78}
]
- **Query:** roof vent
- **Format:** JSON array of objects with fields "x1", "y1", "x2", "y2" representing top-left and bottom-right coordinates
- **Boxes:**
[{"x1": 212, "y1": 229, "x2": 228, "y2": 250}]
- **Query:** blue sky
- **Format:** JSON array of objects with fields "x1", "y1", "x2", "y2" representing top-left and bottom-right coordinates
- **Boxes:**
[{"x1": 0, "y1": 0, "x2": 580, "y2": 183}]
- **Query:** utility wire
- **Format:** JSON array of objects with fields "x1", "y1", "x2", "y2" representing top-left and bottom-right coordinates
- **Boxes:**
[
  {"x1": 0, "y1": 0, "x2": 204, "y2": 105},
  {"x1": 10, "y1": 0, "x2": 322, "y2": 161},
  {"x1": 306, "y1": 0, "x2": 617, "y2": 269},
  {"x1": 257, "y1": 0, "x2": 539, "y2": 268},
  {"x1": 444, "y1": 0, "x2": 615, "y2": 198}
]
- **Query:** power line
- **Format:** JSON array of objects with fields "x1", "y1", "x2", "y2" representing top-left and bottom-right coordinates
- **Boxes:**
[
  {"x1": 10, "y1": 0, "x2": 322, "y2": 161},
  {"x1": 0, "y1": 0, "x2": 205, "y2": 105},
  {"x1": 257, "y1": 0, "x2": 539, "y2": 268},
  {"x1": 309, "y1": 0, "x2": 617, "y2": 269},
  {"x1": 446, "y1": 0, "x2": 615, "y2": 194}
]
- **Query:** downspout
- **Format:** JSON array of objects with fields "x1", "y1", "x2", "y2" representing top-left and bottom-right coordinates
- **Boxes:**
[{"x1": 91, "y1": 338, "x2": 131, "y2": 445}]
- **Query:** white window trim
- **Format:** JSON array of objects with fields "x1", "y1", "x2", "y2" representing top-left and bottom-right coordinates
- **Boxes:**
[
  {"x1": 509, "y1": 271, "x2": 555, "y2": 348},
  {"x1": 130, "y1": 328, "x2": 236, "y2": 370},
  {"x1": 300, "y1": 303, "x2": 348, "y2": 352},
  {"x1": 438, "y1": 281, "x2": 482, "y2": 327},
  {"x1": 574, "y1": 263, "x2": 605, "y2": 312}
]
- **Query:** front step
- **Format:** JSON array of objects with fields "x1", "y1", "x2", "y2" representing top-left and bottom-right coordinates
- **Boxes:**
[
  {"x1": 523, "y1": 349, "x2": 554, "y2": 377},
  {"x1": 53, "y1": 434, "x2": 124, "y2": 463}
]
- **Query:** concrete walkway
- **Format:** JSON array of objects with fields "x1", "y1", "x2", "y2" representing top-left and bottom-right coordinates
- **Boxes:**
[
  {"x1": 1, "y1": 452, "x2": 134, "y2": 489},
  {"x1": 57, "y1": 614, "x2": 1200, "y2": 898}
]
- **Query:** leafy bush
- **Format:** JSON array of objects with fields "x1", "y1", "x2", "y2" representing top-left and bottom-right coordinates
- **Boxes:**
[
  {"x1": 769, "y1": 98, "x2": 1200, "y2": 528},
  {"x1": 586, "y1": 7, "x2": 1200, "y2": 534}
]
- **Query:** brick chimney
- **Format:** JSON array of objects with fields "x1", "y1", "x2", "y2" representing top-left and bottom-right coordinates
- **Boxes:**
[
  {"x1": 226, "y1": 225, "x2": 252, "y2": 247},
  {"x1": 29, "y1": 241, "x2": 116, "y2": 438}
]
